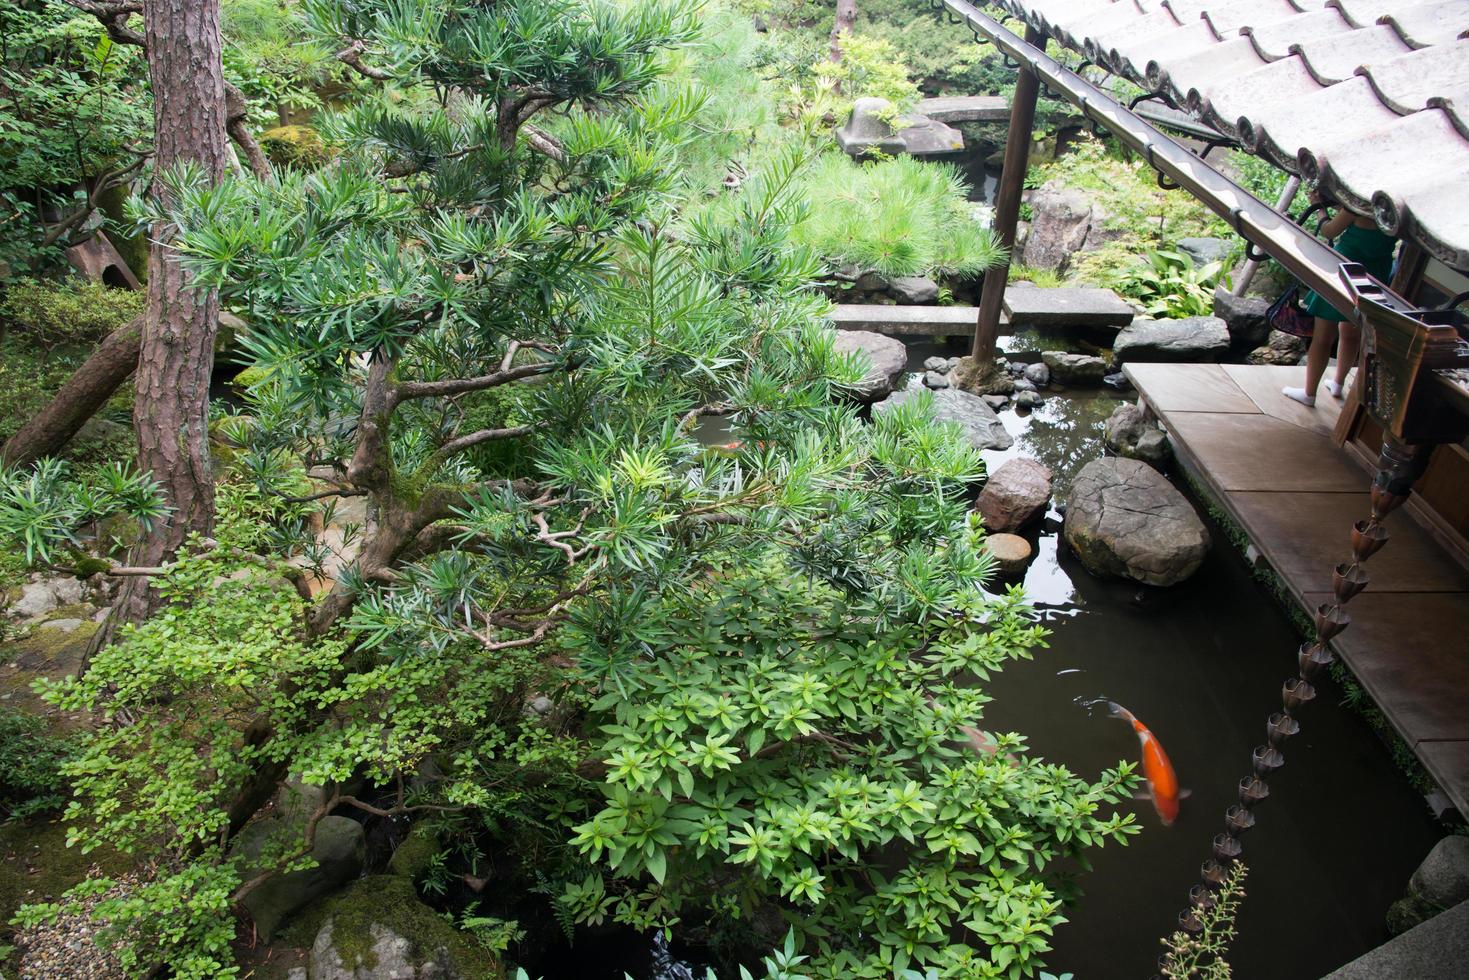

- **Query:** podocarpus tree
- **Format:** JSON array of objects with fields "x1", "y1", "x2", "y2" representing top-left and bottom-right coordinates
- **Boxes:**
[{"x1": 9, "y1": 1, "x2": 1138, "y2": 975}]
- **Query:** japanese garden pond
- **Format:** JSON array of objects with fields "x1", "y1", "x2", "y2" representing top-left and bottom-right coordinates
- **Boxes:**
[{"x1": 516, "y1": 346, "x2": 1442, "y2": 978}]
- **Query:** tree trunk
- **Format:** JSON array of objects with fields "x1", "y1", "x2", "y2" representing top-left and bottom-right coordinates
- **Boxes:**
[
  {"x1": 94, "y1": 0, "x2": 232, "y2": 649},
  {"x1": 829, "y1": 0, "x2": 857, "y2": 62},
  {"x1": 1, "y1": 318, "x2": 142, "y2": 468}
]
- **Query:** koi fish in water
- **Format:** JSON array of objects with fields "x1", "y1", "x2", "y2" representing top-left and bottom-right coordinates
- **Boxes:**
[{"x1": 1083, "y1": 698, "x2": 1184, "y2": 826}]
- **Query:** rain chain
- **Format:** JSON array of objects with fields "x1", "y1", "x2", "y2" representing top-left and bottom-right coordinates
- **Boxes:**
[{"x1": 1170, "y1": 440, "x2": 1432, "y2": 955}]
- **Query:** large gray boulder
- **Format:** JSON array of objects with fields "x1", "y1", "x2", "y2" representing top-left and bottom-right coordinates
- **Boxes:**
[
  {"x1": 833, "y1": 330, "x2": 907, "y2": 402},
  {"x1": 1021, "y1": 182, "x2": 1119, "y2": 273},
  {"x1": 1112, "y1": 316, "x2": 1231, "y2": 365},
  {"x1": 1064, "y1": 458, "x2": 1209, "y2": 586},
  {"x1": 1041, "y1": 351, "x2": 1108, "y2": 385},
  {"x1": 307, "y1": 876, "x2": 501, "y2": 979},
  {"x1": 873, "y1": 386, "x2": 1013, "y2": 451},
  {"x1": 238, "y1": 815, "x2": 366, "y2": 941},
  {"x1": 976, "y1": 459, "x2": 1053, "y2": 532},
  {"x1": 1212, "y1": 287, "x2": 1271, "y2": 350},
  {"x1": 1103, "y1": 403, "x2": 1171, "y2": 468}
]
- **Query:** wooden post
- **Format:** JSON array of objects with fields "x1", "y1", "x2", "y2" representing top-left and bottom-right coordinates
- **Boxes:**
[{"x1": 972, "y1": 25, "x2": 1046, "y2": 367}]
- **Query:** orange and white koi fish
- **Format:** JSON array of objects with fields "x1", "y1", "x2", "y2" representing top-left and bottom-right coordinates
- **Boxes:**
[{"x1": 1106, "y1": 701, "x2": 1182, "y2": 826}]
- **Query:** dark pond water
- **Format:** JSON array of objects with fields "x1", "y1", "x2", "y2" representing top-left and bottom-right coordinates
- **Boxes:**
[
  {"x1": 592, "y1": 341, "x2": 1441, "y2": 978},
  {"x1": 896, "y1": 338, "x2": 1442, "y2": 979}
]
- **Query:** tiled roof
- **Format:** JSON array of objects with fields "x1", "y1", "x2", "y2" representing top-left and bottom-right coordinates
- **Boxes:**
[{"x1": 991, "y1": 0, "x2": 1469, "y2": 269}]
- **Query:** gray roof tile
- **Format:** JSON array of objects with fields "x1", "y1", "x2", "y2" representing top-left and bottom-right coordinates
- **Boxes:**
[{"x1": 995, "y1": 0, "x2": 1469, "y2": 266}]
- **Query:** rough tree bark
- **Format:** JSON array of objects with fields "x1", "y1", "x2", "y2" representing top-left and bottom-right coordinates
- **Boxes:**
[
  {"x1": 94, "y1": 0, "x2": 232, "y2": 649},
  {"x1": 1, "y1": 317, "x2": 142, "y2": 467},
  {"x1": 829, "y1": 0, "x2": 857, "y2": 62}
]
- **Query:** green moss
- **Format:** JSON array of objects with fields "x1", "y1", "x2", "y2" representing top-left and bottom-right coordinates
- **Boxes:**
[
  {"x1": 387, "y1": 821, "x2": 441, "y2": 881},
  {"x1": 0, "y1": 819, "x2": 130, "y2": 973},
  {"x1": 0, "y1": 619, "x2": 97, "y2": 716},
  {"x1": 258, "y1": 125, "x2": 330, "y2": 170},
  {"x1": 283, "y1": 875, "x2": 503, "y2": 978}
]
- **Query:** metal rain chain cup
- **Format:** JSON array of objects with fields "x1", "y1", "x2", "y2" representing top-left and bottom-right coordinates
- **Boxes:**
[{"x1": 1176, "y1": 438, "x2": 1432, "y2": 940}]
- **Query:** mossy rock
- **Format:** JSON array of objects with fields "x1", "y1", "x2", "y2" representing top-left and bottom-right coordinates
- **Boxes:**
[
  {"x1": 287, "y1": 875, "x2": 503, "y2": 979},
  {"x1": 259, "y1": 125, "x2": 331, "y2": 170},
  {"x1": 386, "y1": 820, "x2": 441, "y2": 881},
  {"x1": 0, "y1": 617, "x2": 97, "y2": 718}
]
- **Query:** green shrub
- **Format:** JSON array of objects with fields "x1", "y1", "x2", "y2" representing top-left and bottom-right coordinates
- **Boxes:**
[
  {"x1": 1115, "y1": 248, "x2": 1227, "y2": 319},
  {"x1": 793, "y1": 154, "x2": 1005, "y2": 278},
  {"x1": 0, "y1": 277, "x2": 143, "y2": 353},
  {"x1": 0, "y1": 709, "x2": 78, "y2": 821}
]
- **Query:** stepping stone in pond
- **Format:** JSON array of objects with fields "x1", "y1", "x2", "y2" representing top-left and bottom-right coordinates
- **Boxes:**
[
  {"x1": 984, "y1": 533, "x2": 1033, "y2": 576},
  {"x1": 1003, "y1": 286, "x2": 1135, "y2": 329}
]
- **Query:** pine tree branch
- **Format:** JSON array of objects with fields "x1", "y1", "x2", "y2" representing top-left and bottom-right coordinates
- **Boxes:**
[
  {"x1": 334, "y1": 39, "x2": 392, "y2": 81},
  {"x1": 392, "y1": 360, "x2": 560, "y2": 403}
]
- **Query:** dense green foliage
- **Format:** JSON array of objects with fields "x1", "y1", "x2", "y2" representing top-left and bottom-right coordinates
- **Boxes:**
[
  {"x1": 0, "y1": 2, "x2": 150, "y2": 273},
  {"x1": 1, "y1": 2, "x2": 1138, "y2": 976},
  {"x1": 792, "y1": 155, "x2": 1005, "y2": 279},
  {"x1": 0, "y1": 708, "x2": 78, "y2": 821},
  {"x1": 1116, "y1": 249, "x2": 1228, "y2": 319},
  {"x1": 0, "y1": 276, "x2": 143, "y2": 352},
  {"x1": 1030, "y1": 137, "x2": 1231, "y2": 289}
]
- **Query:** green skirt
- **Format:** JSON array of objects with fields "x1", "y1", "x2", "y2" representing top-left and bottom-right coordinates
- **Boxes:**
[{"x1": 1301, "y1": 223, "x2": 1397, "y2": 323}]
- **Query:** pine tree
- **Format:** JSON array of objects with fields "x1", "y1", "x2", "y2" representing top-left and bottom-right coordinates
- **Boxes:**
[{"x1": 7, "y1": 3, "x2": 1138, "y2": 975}]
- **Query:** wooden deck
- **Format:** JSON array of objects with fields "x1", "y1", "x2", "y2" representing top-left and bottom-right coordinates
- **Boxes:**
[{"x1": 1125, "y1": 362, "x2": 1469, "y2": 818}]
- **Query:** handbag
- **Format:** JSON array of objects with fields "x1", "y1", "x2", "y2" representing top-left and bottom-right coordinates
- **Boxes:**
[{"x1": 1267, "y1": 284, "x2": 1314, "y2": 338}]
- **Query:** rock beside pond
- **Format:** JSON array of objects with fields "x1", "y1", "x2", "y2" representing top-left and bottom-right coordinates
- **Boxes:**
[
  {"x1": 1041, "y1": 351, "x2": 1108, "y2": 385},
  {"x1": 239, "y1": 815, "x2": 366, "y2": 942},
  {"x1": 1248, "y1": 329, "x2": 1307, "y2": 366},
  {"x1": 1410, "y1": 837, "x2": 1469, "y2": 910},
  {"x1": 1022, "y1": 362, "x2": 1050, "y2": 387},
  {"x1": 977, "y1": 459, "x2": 1052, "y2": 533},
  {"x1": 923, "y1": 371, "x2": 950, "y2": 389},
  {"x1": 1103, "y1": 403, "x2": 1171, "y2": 468},
  {"x1": 832, "y1": 330, "x2": 907, "y2": 402},
  {"x1": 873, "y1": 387, "x2": 1014, "y2": 451},
  {"x1": 305, "y1": 876, "x2": 502, "y2": 979},
  {"x1": 1065, "y1": 458, "x2": 1209, "y2": 586},
  {"x1": 1021, "y1": 182, "x2": 1117, "y2": 273},
  {"x1": 1213, "y1": 288, "x2": 1272, "y2": 349},
  {"x1": 1112, "y1": 316, "x2": 1230, "y2": 365},
  {"x1": 890, "y1": 276, "x2": 939, "y2": 304},
  {"x1": 1015, "y1": 389, "x2": 1043, "y2": 408},
  {"x1": 984, "y1": 533, "x2": 1033, "y2": 576}
]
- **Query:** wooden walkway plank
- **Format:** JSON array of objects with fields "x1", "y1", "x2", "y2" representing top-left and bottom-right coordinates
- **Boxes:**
[{"x1": 1126, "y1": 362, "x2": 1469, "y2": 818}]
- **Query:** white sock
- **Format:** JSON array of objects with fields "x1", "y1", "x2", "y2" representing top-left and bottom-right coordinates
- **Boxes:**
[
  {"x1": 1282, "y1": 386, "x2": 1315, "y2": 407},
  {"x1": 1324, "y1": 380, "x2": 1343, "y2": 399}
]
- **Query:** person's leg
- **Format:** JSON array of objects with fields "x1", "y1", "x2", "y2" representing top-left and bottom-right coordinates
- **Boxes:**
[
  {"x1": 1328, "y1": 321, "x2": 1360, "y2": 397},
  {"x1": 1284, "y1": 318, "x2": 1337, "y2": 406}
]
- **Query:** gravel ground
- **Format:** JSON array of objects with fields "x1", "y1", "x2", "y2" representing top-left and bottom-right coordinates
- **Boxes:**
[{"x1": 14, "y1": 872, "x2": 129, "y2": 980}]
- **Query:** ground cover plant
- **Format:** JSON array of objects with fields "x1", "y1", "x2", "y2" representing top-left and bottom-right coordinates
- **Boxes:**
[{"x1": 0, "y1": 1, "x2": 1140, "y2": 976}]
